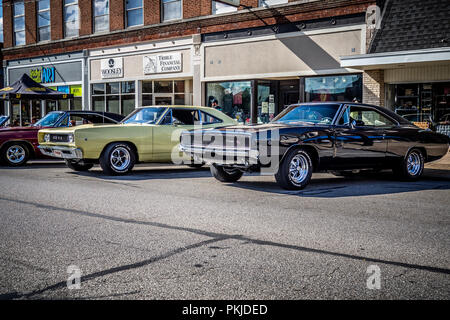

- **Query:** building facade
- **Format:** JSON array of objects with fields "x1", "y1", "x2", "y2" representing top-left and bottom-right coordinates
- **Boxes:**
[
  {"x1": 341, "y1": 0, "x2": 450, "y2": 135},
  {"x1": 2, "y1": 0, "x2": 378, "y2": 125}
]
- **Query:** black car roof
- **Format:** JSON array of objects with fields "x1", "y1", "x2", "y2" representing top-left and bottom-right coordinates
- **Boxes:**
[
  {"x1": 289, "y1": 102, "x2": 411, "y2": 125},
  {"x1": 50, "y1": 110, "x2": 125, "y2": 122}
]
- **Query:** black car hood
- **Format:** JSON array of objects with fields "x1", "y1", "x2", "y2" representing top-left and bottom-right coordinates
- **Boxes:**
[{"x1": 209, "y1": 122, "x2": 324, "y2": 133}]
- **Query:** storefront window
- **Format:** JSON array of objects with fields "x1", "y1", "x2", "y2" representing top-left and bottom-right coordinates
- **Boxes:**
[
  {"x1": 206, "y1": 81, "x2": 251, "y2": 123},
  {"x1": 387, "y1": 82, "x2": 450, "y2": 131},
  {"x1": 91, "y1": 81, "x2": 136, "y2": 115},
  {"x1": 140, "y1": 80, "x2": 189, "y2": 106},
  {"x1": 305, "y1": 74, "x2": 362, "y2": 103}
]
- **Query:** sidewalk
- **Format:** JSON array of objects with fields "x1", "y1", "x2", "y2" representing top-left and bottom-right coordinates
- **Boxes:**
[{"x1": 425, "y1": 150, "x2": 450, "y2": 170}]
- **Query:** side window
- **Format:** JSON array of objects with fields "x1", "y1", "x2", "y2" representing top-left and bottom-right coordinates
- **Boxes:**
[
  {"x1": 338, "y1": 107, "x2": 350, "y2": 125},
  {"x1": 59, "y1": 115, "x2": 69, "y2": 127},
  {"x1": 201, "y1": 111, "x2": 222, "y2": 125},
  {"x1": 347, "y1": 106, "x2": 396, "y2": 127},
  {"x1": 160, "y1": 110, "x2": 173, "y2": 125}
]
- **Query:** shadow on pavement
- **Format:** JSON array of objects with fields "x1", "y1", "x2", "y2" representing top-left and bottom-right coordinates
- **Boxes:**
[{"x1": 225, "y1": 169, "x2": 450, "y2": 198}]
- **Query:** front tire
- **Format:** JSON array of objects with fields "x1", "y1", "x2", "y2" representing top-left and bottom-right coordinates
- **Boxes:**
[
  {"x1": 393, "y1": 148, "x2": 424, "y2": 180},
  {"x1": 2, "y1": 143, "x2": 29, "y2": 166},
  {"x1": 275, "y1": 149, "x2": 313, "y2": 190},
  {"x1": 99, "y1": 143, "x2": 136, "y2": 175},
  {"x1": 210, "y1": 164, "x2": 243, "y2": 182},
  {"x1": 65, "y1": 160, "x2": 94, "y2": 171}
]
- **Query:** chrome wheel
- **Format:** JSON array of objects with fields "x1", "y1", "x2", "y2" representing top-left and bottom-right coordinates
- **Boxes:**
[
  {"x1": 406, "y1": 151, "x2": 422, "y2": 176},
  {"x1": 289, "y1": 154, "x2": 309, "y2": 185},
  {"x1": 110, "y1": 147, "x2": 131, "y2": 171},
  {"x1": 6, "y1": 145, "x2": 26, "y2": 164}
]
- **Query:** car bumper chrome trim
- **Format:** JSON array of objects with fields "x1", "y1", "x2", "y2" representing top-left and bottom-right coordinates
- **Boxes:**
[{"x1": 38, "y1": 145, "x2": 83, "y2": 159}]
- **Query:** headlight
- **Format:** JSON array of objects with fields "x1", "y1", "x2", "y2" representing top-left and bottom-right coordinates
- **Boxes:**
[
  {"x1": 44, "y1": 134, "x2": 50, "y2": 142},
  {"x1": 68, "y1": 134, "x2": 74, "y2": 143}
]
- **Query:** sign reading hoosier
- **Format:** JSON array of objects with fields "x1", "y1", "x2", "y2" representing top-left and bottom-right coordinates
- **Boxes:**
[
  {"x1": 143, "y1": 53, "x2": 183, "y2": 74},
  {"x1": 101, "y1": 58, "x2": 123, "y2": 79}
]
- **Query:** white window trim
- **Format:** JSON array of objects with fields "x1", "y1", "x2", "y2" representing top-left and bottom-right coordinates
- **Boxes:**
[
  {"x1": 64, "y1": 0, "x2": 80, "y2": 38},
  {"x1": 125, "y1": 0, "x2": 144, "y2": 28},
  {"x1": 258, "y1": 0, "x2": 289, "y2": 8},
  {"x1": 13, "y1": 1, "x2": 26, "y2": 46},
  {"x1": 161, "y1": 0, "x2": 183, "y2": 22},
  {"x1": 37, "y1": 0, "x2": 51, "y2": 42},
  {"x1": 212, "y1": 1, "x2": 238, "y2": 15},
  {"x1": 93, "y1": 0, "x2": 110, "y2": 33}
]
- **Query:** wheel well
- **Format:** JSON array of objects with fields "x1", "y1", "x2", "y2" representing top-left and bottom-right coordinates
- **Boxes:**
[
  {"x1": 0, "y1": 140, "x2": 35, "y2": 158},
  {"x1": 283, "y1": 145, "x2": 320, "y2": 171},
  {"x1": 101, "y1": 141, "x2": 139, "y2": 162},
  {"x1": 410, "y1": 146, "x2": 427, "y2": 162}
]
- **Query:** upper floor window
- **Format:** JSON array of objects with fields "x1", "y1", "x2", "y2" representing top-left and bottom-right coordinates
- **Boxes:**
[
  {"x1": 93, "y1": 0, "x2": 109, "y2": 33},
  {"x1": 212, "y1": 1, "x2": 237, "y2": 14},
  {"x1": 64, "y1": 0, "x2": 79, "y2": 38},
  {"x1": 126, "y1": 0, "x2": 143, "y2": 27},
  {"x1": 162, "y1": 0, "x2": 182, "y2": 22},
  {"x1": 259, "y1": 0, "x2": 288, "y2": 6},
  {"x1": 37, "y1": 0, "x2": 51, "y2": 41},
  {"x1": 13, "y1": 1, "x2": 26, "y2": 46}
]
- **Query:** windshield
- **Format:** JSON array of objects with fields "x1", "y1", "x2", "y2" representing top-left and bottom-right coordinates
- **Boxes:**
[
  {"x1": 273, "y1": 104, "x2": 340, "y2": 125},
  {"x1": 122, "y1": 107, "x2": 167, "y2": 124},
  {"x1": 33, "y1": 111, "x2": 65, "y2": 127}
]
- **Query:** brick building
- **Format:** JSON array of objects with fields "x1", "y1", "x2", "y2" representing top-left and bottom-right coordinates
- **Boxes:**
[{"x1": 2, "y1": 0, "x2": 378, "y2": 125}]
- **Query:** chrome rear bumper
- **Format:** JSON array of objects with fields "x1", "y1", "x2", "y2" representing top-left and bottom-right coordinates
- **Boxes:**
[{"x1": 38, "y1": 145, "x2": 83, "y2": 160}]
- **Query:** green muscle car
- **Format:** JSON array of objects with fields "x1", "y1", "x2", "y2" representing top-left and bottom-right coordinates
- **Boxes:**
[{"x1": 38, "y1": 106, "x2": 236, "y2": 175}]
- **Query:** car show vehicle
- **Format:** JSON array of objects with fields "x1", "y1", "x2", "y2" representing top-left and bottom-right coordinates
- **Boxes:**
[
  {"x1": 38, "y1": 106, "x2": 237, "y2": 174},
  {"x1": 180, "y1": 102, "x2": 450, "y2": 190},
  {"x1": 0, "y1": 110, "x2": 123, "y2": 166},
  {"x1": 0, "y1": 116, "x2": 9, "y2": 127}
]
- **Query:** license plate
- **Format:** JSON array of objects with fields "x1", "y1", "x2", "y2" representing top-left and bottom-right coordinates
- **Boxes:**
[{"x1": 53, "y1": 150, "x2": 62, "y2": 157}]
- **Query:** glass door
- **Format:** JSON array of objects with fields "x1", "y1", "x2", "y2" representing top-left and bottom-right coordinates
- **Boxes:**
[{"x1": 154, "y1": 96, "x2": 173, "y2": 106}]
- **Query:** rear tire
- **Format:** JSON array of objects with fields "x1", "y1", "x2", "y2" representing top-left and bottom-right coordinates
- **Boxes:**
[
  {"x1": 65, "y1": 160, "x2": 94, "y2": 171},
  {"x1": 275, "y1": 149, "x2": 313, "y2": 190},
  {"x1": 210, "y1": 164, "x2": 243, "y2": 182},
  {"x1": 99, "y1": 143, "x2": 136, "y2": 175},
  {"x1": 393, "y1": 148, "x2": 424, "y2": 181},
  {"x1": 1, "y1": 143, "x2": 29, "y2": 166}
]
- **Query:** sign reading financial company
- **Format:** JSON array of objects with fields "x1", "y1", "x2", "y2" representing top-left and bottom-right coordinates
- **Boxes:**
[
  {"x1": 143, "y1": 53, "x2": 182, "y2": 74},
  {"x1": 101, "y1": 58, "x2": 123, "y2": 79}
]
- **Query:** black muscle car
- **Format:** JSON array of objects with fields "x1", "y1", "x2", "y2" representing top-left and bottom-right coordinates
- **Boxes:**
[{"x1": 180, "y1": 102, "x2": 450, "y2": 190}]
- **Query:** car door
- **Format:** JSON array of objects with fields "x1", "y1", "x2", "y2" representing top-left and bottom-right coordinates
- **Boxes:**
[
  {"x1": 332, "y1": 105, "x2": 390, "y2": 169},
  {"x1": 151, "y1": 108, "x2": 199, "y2": 161}
]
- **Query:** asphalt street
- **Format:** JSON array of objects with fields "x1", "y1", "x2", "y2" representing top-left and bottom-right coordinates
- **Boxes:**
[{"x1": 0, "y1": 157, "x2": 449, "y2": 300}]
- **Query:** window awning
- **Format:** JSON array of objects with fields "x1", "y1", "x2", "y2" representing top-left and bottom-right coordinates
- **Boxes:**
[{"x1": 340, "y1": 47, "x2": 450, "y2": 70}]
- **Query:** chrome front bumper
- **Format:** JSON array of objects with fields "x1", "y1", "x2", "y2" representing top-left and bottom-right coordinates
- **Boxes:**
[
  {"x1": 38, "y1": 145, "x2": 83, "y2": 160},
  {"x1": 179, "y1": 145, "x2": 259, "y2": 166}
]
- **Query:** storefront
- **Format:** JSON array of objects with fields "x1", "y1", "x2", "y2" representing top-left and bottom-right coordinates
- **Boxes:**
[
  {"x1": 203, "y1": 24, "x2": 365, "y2": 124},
  {"x1": 4, "y1": 51, "x2": 86, "y2": 125},
  {"x1": 88, "y1": 37, "x2": 194, "y2": 116},
  {"x1": 341, "y1": 48, "x2": 450, "y2": 135}
]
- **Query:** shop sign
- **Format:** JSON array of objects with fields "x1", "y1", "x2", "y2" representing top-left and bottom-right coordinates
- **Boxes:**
[
  {"x1": 143, "y1": 53, "x2": 182, "y2": 74},
  {"x1": 57, "y1": 86, "x2": 70, "y2": 94},
  {"x1": 70, "y1": 85, "x2": 82, "y2": 97},
  {"x1": 101, "y1": 58, "x2": 123, "y2": 79},
  {"x1": 30, "y1": 66, "x2": 56, "y2": 84}
]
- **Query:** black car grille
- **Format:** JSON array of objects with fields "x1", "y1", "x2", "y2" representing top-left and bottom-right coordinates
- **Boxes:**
[{"x1": 50, "y1": 134, "x2": 69, "y2": 143}]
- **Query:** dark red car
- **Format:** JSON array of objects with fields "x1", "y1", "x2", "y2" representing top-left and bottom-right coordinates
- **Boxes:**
[{"x1": 0, "y1": 110, "x2": 124, "y2": 166}]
